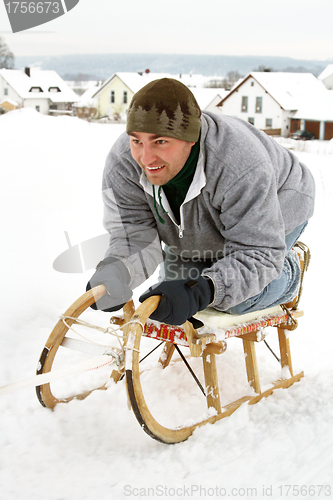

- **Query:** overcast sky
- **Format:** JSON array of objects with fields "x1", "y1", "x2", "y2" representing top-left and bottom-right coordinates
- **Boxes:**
[{"x1": 1, "y1": 0, "x2": 333, "y2": 61}]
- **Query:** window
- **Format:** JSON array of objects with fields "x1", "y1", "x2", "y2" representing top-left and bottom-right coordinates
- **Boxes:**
[
  {"x1": 251, "y1": 81, "x2": 254, "y2": 87},
  {"x1": 248, "y1": 117, "x2": 254, "y2": 125},
  {"x1": 29, "y1": 86, "x2": 43, "y2": 93},
  {"x1": 255, "y1": 97, "x2": 262, "y2": 113},
  {"x1": 48, "y1": 87, "x2": 61, "y2": 93},
  {"x1": 110, "y1": 90, "x2": 115, "y2": 103},
  {"x1": 4, "y1": 88, "x2": 8, "y2": 95},
  {"x1": 35, "y1": 105, "x2": 40, "y2": 112},
  {"x1": 123, "y1": 91, "x2": 128, "y2": 104},
  {"x1": 241, "y1": 96, "x2": 248, "y2": 112},
  {"x1": 266, "y1": 118, "x2": 272, "y2": 128}
]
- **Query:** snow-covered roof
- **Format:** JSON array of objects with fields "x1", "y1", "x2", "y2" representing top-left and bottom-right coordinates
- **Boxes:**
[
  {"x1": 92, "y1": 72, "x2": 227, "y2": 99},
  {"x1": 291, "y1": 89, "x2": 333, "y2": 121},
  {"x1": 190, "y1": 88, "x2": 228, "y2": 110},
  {"x1": 250, "y1": 72, "x2": 328, "y2": 111},
  {"x1": 74, "y1": 85, "x2": 99, "y2": 108},
  {"x1": 318, "y1": 64, "x2": 333, "y2": 82},
  {"x1": 0, "y1": 97, "x2": 19, "y2": 106},
  {"x1": 0, "y1": 68, "x2": 79, "y2": 103}
]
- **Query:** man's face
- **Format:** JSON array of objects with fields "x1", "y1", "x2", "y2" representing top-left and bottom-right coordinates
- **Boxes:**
[{"x1": 129, "y1": 132, "x2": 195, "y2": 185}]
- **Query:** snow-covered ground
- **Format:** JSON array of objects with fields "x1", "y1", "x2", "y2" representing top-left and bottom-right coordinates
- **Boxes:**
[{"x1": 0, "y1": 109, "x2": 332, "y2": 500}]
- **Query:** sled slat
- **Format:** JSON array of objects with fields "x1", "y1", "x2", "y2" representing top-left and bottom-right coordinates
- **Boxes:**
[
  {"x1": 278, "y1": 328, "x2": 294, "y2": 377},
  {"x1": 242, "y1": 339, "x2": 261, "y2": 394},
  {"x1": 159, "y1": 342, "x2": 176, "y2": 368},
  {"x1": 202, "y1": 351, "x2": 221, "y2": 414},
  {"x1": 248, "y1": 372, "x2": 304, "y2": 405}
]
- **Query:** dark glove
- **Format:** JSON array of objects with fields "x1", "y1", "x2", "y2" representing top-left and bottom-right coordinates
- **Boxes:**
[
  {"x1": 139, "y1": 277, "x2": 214, "y2": 326},
  {"x1": 86, "y1": 257, "x2": 132, "y2": 312}
]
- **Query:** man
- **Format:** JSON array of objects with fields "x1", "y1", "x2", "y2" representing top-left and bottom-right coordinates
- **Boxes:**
[{"x1": 87, "y1": 78, "x2": 315, "y2": 326}]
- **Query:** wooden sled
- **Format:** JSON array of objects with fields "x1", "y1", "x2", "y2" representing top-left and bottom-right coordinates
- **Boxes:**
[{"x1": 36, "y1": 244, "x2": 310, "y2": 444}]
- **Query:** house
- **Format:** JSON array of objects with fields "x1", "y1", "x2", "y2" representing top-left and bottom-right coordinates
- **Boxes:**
[
  {"x1": 0, "y1": 67, "x2": 79, "y2": 115},
  {"x1": 216, "y1": 72, "x2": 333, "y2": 139},
  {"x1": 318, "y1": 64, "x2": 333, "y2": 90},
  {"x1": 91, "y1": 72, "x2": 168, "y2": 120},
  {"x1": 92, "y1": 72, "x2": 226, "y2": 120},
  {"x1": 190, "y1": 88, "x2": 229, "y2": 114}
]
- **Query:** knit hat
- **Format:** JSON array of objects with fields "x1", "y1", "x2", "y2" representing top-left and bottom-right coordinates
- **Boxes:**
[{"x1": 126, "y1": 78, "x2": 201, "y2": 142}]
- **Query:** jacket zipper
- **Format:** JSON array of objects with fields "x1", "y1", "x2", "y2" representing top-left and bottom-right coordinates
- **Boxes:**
[
  {"x1": 178, "y1": 203, "x2": 184, "y2": 238},
  {"x1": 167, "y1": 211, "x2": 184, "y2": 238},
  {"x1": 178, "y1": 205, "x2": 184, "y2": 238}
]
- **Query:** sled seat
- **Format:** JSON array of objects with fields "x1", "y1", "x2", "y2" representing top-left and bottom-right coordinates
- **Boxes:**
[
  {"x1": 142, "y1": 303, "x2": 302, "y2": 344},
  {"x1": 112, "y1": 302, "x2": 301, "y2": 349}
]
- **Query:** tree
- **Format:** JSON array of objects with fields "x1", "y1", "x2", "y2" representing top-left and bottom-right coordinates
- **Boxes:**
[
  {"x1": 204, "y1": 72, "x2": 243, "y2": 90},
  {"x1": 0, "y1": 37, "x2": 14, "y2": 69},
  {"x1": 253, "y1": 65, "x2": 274, "y2": 72},
  {"x1": 220, "y1": 71, "x2": 244, "y2": 91}
]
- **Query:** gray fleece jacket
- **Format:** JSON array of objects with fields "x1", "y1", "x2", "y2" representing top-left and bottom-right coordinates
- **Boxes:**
[{"x1": 102, "y1": 111, "x2": 315, "y2": 311}]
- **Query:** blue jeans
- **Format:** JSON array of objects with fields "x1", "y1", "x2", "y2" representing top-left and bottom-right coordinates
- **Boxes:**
[{"x1": 160, "y1": 222, "x2": 307, "y2": 315}]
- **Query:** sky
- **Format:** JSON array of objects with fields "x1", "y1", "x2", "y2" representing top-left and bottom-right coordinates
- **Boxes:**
[{"x1": 1, "y1": 0, "x2": 333, "y2": 61}]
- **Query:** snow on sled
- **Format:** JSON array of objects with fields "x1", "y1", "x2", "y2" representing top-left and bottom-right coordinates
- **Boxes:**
[{"x1": 36, "y1": 243, "x2": 310, "y2": 444}]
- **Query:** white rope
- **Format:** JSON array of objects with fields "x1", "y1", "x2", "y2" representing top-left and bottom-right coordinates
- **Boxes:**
[
  {"x1": 0, "y1": 355, "x2": 114, "y2": 396},
  {"x1": 0, "y1": 316, "x2": 147, "y2": 397},
  {"x1": 124, "y1": 346, "x2": 140, "y2": 353},
  {"x1": 60, "y1": 315, "x2": 124, "y2": 350},
  {"x1": 59, "y1": 316, "x2": 145, "y2": 351},
  {"x1": 127, "y1": 319, "x2": 145, "y2": 332},
  {"x1": 122, "y1": 320, "x2": 145, "y2": 356},
  {"x1": 60, "y1": 314, "x2": 125, "y2": 337}
]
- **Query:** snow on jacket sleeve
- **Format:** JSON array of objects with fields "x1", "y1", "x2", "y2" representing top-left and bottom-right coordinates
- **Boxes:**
[
  {"x1": 202, "y1": 158, "x2": 287, "y2": 311},
  {"x1": 102, "y1": 135, "x2": 164, "y2": 290}
]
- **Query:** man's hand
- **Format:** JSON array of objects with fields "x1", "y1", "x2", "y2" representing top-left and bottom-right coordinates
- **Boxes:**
[
  {"x1": 86, "y1": 257, "x2": 132, "y2": 312},
  {"x1": 139, "y1": 277, "x2": 214, "y2": 325}
]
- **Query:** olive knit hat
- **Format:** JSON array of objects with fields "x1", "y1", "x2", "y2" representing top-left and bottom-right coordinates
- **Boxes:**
[{"x1": 126, "y1": 78, "x2": 201, "y2": 142}]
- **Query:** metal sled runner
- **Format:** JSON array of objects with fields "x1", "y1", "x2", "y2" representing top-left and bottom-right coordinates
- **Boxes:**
[{"x1": 36, "y1": 244, "x2": 310, "y2": 444}]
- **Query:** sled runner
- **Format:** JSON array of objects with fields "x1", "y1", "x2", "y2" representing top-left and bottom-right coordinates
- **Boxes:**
[{"x1": 36, "y1": 243, "x2": 310, "y2": 444}]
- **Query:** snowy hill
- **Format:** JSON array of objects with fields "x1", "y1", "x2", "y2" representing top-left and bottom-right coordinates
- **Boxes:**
[
  {"x1": 15, "y1": 53, "x2": 332, "y2": 80},
  {"x1": 0, "y1": 109, "x2": 332, "y2": 499}
]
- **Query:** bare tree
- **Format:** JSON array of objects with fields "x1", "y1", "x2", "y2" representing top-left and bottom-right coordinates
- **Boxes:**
[
  {"x1": 0, "y1": 37, "x2": 14, "y2": 69},
  {"x1": 253, "y1": 65, "x2": 274, "y2": 72},
  {"x1": 218, "y1": 71, "x2": 244, "y2": 90},
  {"x1": 204, "y1": 78, "x2": 226, "y2": 89}
]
